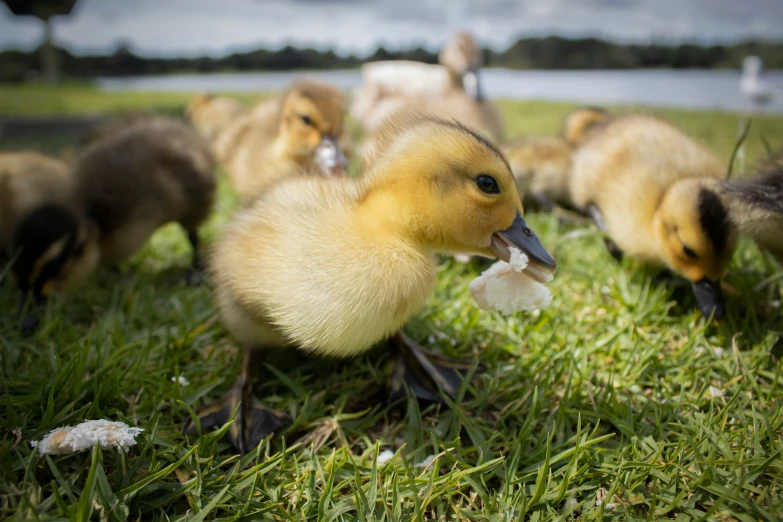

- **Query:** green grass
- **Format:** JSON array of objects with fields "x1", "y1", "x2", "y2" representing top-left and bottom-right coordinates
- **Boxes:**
[
  {"x1": 1, "y1": 86, "x2": 783, "y2": 520},
  {"x1": 0, "y1": 84, "x2": 267, "y2": 116}
]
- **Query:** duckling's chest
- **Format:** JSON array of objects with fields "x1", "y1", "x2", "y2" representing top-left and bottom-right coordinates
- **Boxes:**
[
  {"x1": 366, "y1": 247, "x2": 437, "y2": 323},
  {"x1": 268, "y1": 242, "x2": 437, "y2": 358}
]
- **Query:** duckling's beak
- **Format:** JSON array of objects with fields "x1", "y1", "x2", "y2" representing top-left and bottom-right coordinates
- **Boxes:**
[
  {"x1": 17, "y1": 293, "x2": 47, "y2": 336},
  {"x1": 314, "y1": 136, "x2": 347, "y2": 176},
  {"x1": 489, "y1": 213, "x2": 556, "y2": 283},
  {"x1": 463, "y1": 67, "x2": 483, "y2": 102},
  {"x1": 692, "y1": 277, "x2": 725, "y2": 320}
]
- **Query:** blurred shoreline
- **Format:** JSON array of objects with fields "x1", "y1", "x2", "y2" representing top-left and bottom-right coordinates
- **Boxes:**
[{"x1": 92, "y1": 68, "x2": 783, "y2": 114}]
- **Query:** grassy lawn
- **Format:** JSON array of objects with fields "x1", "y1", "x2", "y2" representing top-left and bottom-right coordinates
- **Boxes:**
[
  {"x1": 0, "y1": 84, "x2": 267, "y2": 116},
  {"x1": 1, "y1": 85, "x2": 782, "y2": 520}
]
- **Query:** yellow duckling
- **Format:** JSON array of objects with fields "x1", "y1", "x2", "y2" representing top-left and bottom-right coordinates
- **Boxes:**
[
  {"x1": 184, "y1": 112, "x2": 556, "y2": 452},
  {"x1": 186, "y1": 92, "x2": 247, "y2": 145},
  {"x1": 563, "y1": 106, "x2": 612, "y2": 146},
  {"x1": 721, "y1": 152, "x2": 783, "y2": 264},
  {"x1": 0, "y1": 151, "x2": 72, "y2": 255},
  {"x1": 214, "y1": 80, "x2": 348, "y2": 205},
  {"x1": 500, "y1": 107, "x2": 611, "y2": 213},
  {"x1": 351, "y1": 34, "x2": 466, "y2": 124},
  {"x1": 570, "y1": 114, "x2": 736, "y2": 319},
  {"x1": 503, "y1": 136, "x2": 573, "y2": 212},
  {"x1": 11, "y1": 115, "x2": 216, "y2": 334}
]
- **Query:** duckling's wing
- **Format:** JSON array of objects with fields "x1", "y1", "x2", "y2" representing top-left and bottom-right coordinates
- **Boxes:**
[
  {"x1": 722, "y1": 170, "x2": 783, "y2": 262},
  {"x1": 724, "y1": 171, "x2": 783, "y2": 215}
]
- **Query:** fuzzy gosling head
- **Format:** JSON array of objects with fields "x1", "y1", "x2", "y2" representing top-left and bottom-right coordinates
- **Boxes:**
[
  {"x1": 653, "y1": 180, "x2": 737, "y2": 317},
  {"x1": 12, "y1": 204, "x2": 99, "y2": 296},
  {"x1": 279, "y1": 80, "x2": 347, "y2": 176},
  {"x1": 439, "y1": 32, "x2": 484, "y2": 101},
  {"x1": 11, "y1": 204, "x2": 99, "y2": 334},
  {"x1": 367, "y1": 114, "x2": 556, "y2": 279}
]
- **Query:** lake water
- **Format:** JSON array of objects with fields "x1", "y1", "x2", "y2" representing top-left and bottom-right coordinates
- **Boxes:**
[{"x1": 97, "y1": 68, "x2": 783, "y2": 114}]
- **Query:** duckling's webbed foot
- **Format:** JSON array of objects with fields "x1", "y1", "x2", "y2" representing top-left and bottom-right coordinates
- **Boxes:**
[
  {"x1": 185, "y1": 382, "x2": 290, "y2": 453},
  {"x1": 183, "y1": 229, "x2": 205, "y2": 286},
  {"x1": 387, "y1": 331, "x2": 483, "y2": 404},
  {"x1": 586, "y1": 204, "x2": 624, "y2": 261},
  {"x1": 182, "y1": 347, "x2": 291, "y2": 454},
  {"x1": 530, "y1": 192, "x2": 556, "y2": 213},
  {"x1": 183, "y1": 269, "x2": 203, "y2": 286}
]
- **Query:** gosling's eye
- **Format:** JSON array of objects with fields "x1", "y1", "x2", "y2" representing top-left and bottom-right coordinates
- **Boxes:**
[
  {"x1": 72, "y1": 243, "x2": 84, "y2": 257},
  {"x1": 476, "y1": 175, "x2": 499, "y2": 194},
  {"x1": 683, "y1": 245, "x2": 698, "y2": 260},
  {"x1": 300, "y1": 114, "x2": 313, "y2": 126}
]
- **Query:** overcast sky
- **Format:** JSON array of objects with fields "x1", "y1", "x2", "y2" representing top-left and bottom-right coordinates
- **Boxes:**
[{"x1": 1, "y1": 0, "x2": 782, "y2": 57}]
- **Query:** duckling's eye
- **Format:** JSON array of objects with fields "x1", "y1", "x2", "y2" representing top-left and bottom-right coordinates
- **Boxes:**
[
  {"x1": 683, "y1": 245, "x2": 698, "y2": 260},
  {"x1": 476, "y1": 175, "x2": 499, "y2": 194},
  {"x1": 299, "y1": 114, "x2": 314, "y2": 126},
  {"x1": 72, "y1": 243, "x2": 84, "y2": 257}
]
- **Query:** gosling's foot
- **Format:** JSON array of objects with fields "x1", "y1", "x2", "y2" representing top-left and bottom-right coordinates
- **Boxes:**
[
  {"x1": 554, "y1": 208, "x2": 590, "y2": 226},
  {"x1": 184, "y1": 228, "x2": 205, "y2": 287},
  {"x1": 604, "y1": 238, "x2": 624, "y2": 262},
  {"x1": 530, "y1": 191, "x2": 556, "y2": 213},
  {"x1": 387, "y1": 331, "x2": 484, "y2": 404},
  {"x1": 586, "y1": 204, "x2": 624, "y2": 261},
  {"x1": 183, "y1": 267, "x2": 204, "y2": 286},
  {"x1": 157, "y1": 265, "x2": 204, "y2": 287},
  {"x1": 183, "y1": 382, "x2": 291, "y2": 454}
]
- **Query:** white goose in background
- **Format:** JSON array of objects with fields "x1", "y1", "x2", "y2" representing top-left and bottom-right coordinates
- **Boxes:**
[
  {"x1": 734, "y1": 56, "x2": 781, "y2": 175},
  {"x1": 740, "y1": 56, "x2": 781, "y2": 109},
  {"x1": 351, "y1": 32, "x2": 499, "y2": 136}
]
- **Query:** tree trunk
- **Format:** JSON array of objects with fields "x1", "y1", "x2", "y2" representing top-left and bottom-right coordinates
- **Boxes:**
[{"x1": 41, "y1": 17, "x2": 58, "y2": 84}]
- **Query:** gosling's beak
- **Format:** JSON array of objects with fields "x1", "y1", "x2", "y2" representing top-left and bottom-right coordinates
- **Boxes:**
[
  {"x1": 17, "y1": 292, "x2": 47, "y2": 336},
  {"x1": 691, "y1": 277, "x2": 725, "y2": 320},
  {"x1": 489, "y1": 212, "x2": 556, "y2": 283},
  {"x1": 463, "y1": 67, "x2": 483, "y2": 102},
  {"x1": 314, "y1": 136, "x2": 347, "y2": 177}
]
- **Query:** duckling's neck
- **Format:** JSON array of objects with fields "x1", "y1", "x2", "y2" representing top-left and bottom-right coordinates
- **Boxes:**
[
  {"x1": 650, "y1": 211, "x2": 670, "y2": 261},
  {"x1": 446, "y1": 67, "x2": 465, "y2": 91},
  {"x1": 354, "y1": 186, "x2": 438, "y2": 259}
]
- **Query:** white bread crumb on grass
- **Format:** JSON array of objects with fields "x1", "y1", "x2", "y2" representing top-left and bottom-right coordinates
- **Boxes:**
[
  {"x1": 470, "y1": 247, "x2": 552, "y2": 315},
  {"x1": 171, "y1": 375, "x2": 190, "y2": 386},
  {"x1": 31, "y1": 420, "x2": 144, "y2": 455},
  {"x1": 376, "y1": 449, "x2": 395, "y2": 464}
]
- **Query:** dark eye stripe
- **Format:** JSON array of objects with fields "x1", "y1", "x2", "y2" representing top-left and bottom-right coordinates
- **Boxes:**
[{"x1": 683, "y1": 245, "x2": 698, "y2": 260}]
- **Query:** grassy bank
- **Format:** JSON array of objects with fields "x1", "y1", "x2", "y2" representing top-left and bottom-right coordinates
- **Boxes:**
[
  {"x1": 0, "y1": 84, "x2": 266, "y2": 116},
  {"x1": 2, "y1": 83, "x2": 779, "y2": 165},
  {"x1": 1, "y1": 86, "x2": 782, "y2": 520}
]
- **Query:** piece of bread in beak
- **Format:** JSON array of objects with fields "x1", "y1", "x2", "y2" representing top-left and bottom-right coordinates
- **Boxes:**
[{"x1": 469, "y1": 247, "x2": 553, "y2": 314}]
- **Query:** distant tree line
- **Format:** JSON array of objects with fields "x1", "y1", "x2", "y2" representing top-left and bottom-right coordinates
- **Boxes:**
[
  {"x1": 490, "y1": 37, "x2": 783, "y2": 70},
  {"x1": 1, "y1": 37, "x2": 781, "y2": 83}
]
